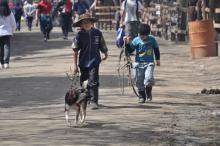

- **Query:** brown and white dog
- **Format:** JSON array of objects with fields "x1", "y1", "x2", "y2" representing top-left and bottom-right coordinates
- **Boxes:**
[{"x1": 65, "y1": 81, "x2": 88, "y2": 127}]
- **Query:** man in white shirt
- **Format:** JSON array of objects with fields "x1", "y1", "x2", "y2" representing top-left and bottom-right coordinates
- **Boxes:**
[{"x1": 121, "y1": 0, "x2": 144, "y2": 40}]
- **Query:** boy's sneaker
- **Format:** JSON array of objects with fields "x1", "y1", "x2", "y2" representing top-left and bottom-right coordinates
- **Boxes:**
[
  {"x1": 44, "y1": 37, "x2": 47, "y2": 42},
  {"x1": 90, "y1": 102, "x2": 99, "y2": 110},
  {"x1": 4, "y1": 64, "x2": 9, "y2": 69},
  {"x1": 146, "y1": 86, "x2": 152, "y2": 101},
  {"x1": 138, "y1": 98, "x2": 145, "y2": 104}
]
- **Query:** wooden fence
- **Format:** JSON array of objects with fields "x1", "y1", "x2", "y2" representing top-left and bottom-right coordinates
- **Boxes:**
[{"x1": 95, "y1": 6, "x2": 120, "y2": 30}]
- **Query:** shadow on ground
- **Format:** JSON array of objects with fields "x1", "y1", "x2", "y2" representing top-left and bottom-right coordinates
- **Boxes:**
[
  {"x1": 11, "y1": 31, "x2": 72, "y2": 57},
  {"x1": 0, "y1": 74, "x2": 123, "y2": 107}
]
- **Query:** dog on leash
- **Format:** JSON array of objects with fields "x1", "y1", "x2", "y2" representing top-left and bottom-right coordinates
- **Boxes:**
[{"x1": 65, "y1": 81, "x2": 89, "y2": 127}]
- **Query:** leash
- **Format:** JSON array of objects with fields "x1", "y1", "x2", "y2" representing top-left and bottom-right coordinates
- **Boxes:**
[{"x1": 65, "y1": 67, "x2": 80, "y2": 90}]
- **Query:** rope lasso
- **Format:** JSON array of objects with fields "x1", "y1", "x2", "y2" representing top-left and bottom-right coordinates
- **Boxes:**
[{"x1": 117, "y1": 38, "x2": 140, "y2": 98}]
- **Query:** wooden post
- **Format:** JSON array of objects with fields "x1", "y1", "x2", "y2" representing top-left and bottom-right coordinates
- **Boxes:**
[
  {"x1": 209, "y1": 0, "x2": 215, "y2": 19},
  {"x1": 196, "y1": 0, "x2": 203, "y2": 20},
  {"x1": 188, "y1": 0, "x2": 197, "y2": 22}
]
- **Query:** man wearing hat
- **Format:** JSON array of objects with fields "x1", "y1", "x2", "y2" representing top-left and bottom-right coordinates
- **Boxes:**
[{"x1": 72, "y1": 14, "x2": 108, "y2": 110}]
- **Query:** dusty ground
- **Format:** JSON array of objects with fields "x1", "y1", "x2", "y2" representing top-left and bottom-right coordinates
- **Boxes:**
[{"x1": 0, "y1": 26, "x2": 220, "y2": 146}]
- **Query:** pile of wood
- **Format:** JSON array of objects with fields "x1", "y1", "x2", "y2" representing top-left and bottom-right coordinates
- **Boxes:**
[
  {"x1": 141, "y1": 3, "x2": 187, "y2": 42},
  {"x1": 95, "y1": 6, "x2": 119, "y2": 30}
]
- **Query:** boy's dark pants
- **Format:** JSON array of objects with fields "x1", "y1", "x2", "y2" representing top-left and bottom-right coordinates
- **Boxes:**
[{"x1": 80, "y1": 66, "x2": 99, "y2": 104}]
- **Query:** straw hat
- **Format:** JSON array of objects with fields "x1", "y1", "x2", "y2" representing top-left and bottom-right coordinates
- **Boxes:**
[{"x1": 73, "y1": 13, "x2": 98, "y2": 27}]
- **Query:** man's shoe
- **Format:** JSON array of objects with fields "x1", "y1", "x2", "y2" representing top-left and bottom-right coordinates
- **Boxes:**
[
  {"x1": 4, "y1": 64, "x2": 9, "y2": 69},
  {"x1": 90, "y1": 102, "x2": 99, "y2": 110},
  {"x1": 138, "y1": 90, "x2": 146, "y2": 103}
]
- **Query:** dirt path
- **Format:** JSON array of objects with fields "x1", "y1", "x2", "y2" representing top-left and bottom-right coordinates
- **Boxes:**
[{"x1": 0, "y1": 27, "x2": 220, "y2": 146}]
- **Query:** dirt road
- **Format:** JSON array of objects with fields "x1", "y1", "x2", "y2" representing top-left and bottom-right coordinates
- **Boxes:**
[{"x1": 0, "y1": 27, "x2": 220, "y2": 146}]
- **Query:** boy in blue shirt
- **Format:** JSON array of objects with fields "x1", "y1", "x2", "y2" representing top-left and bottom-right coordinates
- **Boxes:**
[{"x1": 126, "y1": 23, "x2": 160, "y2": 103}]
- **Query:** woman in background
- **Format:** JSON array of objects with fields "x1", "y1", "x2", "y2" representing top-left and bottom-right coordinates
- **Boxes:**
[
  {"x1": 0, "y1": 0, "x2": 16, "y2": 69},
  {"x1": 14, "y1": 2, "x2": 23, "y2": 31}
]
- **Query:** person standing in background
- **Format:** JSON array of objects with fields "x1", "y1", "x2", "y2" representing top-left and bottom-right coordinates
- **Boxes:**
[
  {"x1": 120, "y1": 0, "x2": 143, "y2": 40},
  {"x1": 0, "y1": 0, "x2": 16, "y2": 69},
  {"x1": 73, "y1": 0, "x2": 89, "y2": 22},
  {"x1": 14, "y1": 2, "x2": 23, "y2": 31},
  {"x1": 36, "y1": 0, "x2": 53, "y2": 42},
  {"x1": 54, "y1": 0, "x2": 73, "y2": 39},
  {"x1": 188, "y1": 0, "x2": 198, "y2": 21},
  {"x1": 23, "y1": 0, "x2": 36, "y2": 31}
]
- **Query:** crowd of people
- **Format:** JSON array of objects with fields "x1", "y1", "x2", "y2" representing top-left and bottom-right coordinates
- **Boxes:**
[
  {"x1": 0, "y1": 0, "x2": 161, "y2": 108},
  {"x1": 5, "y1": 0, "x2": 96, "y2": 40}
]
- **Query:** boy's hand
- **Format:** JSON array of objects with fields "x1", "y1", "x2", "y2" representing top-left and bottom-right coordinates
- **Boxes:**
[
  {"x1": 156, "y1": 60, "x2": 160, "y2": 66},
  {"x1": 73, "y1": 67, "x2": 79, "y2": 75},
  {"x1": 102, "y1": 52, "x2": 108, "y2": 61},
  {"x1": 124, "y1": 36, "x2": 132, "y2": 44}
]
